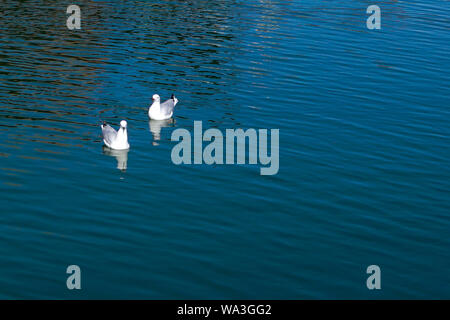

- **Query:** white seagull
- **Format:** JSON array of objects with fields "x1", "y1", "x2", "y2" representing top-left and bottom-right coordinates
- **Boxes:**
[
  {"x1": 101, "y1": 120, "x2": 130, "y2": 150},
  {"x1": 148, "y1": 93, "x2": 179, "y2": 120}
]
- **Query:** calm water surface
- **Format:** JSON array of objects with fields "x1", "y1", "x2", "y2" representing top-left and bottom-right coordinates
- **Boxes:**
[{"x1": 0, "y1": 0, "x2": 449, "y2": 298}]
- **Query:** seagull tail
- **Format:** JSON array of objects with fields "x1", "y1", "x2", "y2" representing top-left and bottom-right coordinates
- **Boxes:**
[{"x1": 171, "y1": 94, "x2": 179, "y2": 106}]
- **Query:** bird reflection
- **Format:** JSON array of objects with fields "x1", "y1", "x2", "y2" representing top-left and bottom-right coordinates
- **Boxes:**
[
  {"x1": 103, "y1": 146, "x2": 129, "y2": 171},
  {"x1": 149, "y1": 118, "x2": 175, "y2": 146}
]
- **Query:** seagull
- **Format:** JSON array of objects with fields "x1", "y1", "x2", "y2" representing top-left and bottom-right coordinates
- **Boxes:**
[
  {"x1": 101, "y1": 120, "x2": 130, "y2": 150},
  {"x1": 148, "y1": 93, "x2": 179, "y2": 120}
]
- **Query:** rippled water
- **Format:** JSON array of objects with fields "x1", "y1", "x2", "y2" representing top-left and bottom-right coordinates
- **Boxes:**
[{"x1": 0, "y1": 0, "x2": 449, "y2": 299}]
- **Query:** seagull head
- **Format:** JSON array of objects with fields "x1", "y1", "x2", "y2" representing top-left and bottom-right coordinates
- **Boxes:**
[
  {"x1": 152, "y1": 94, "x2": 160, "y2": 102},
  {"x1": 120, "y1": 120, "x2": 127, "y2": 129}
]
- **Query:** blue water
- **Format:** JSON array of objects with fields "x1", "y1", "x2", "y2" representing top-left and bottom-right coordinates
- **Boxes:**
[{"x1": 0, "y1": 0, "x2": 449, "y2": 299}]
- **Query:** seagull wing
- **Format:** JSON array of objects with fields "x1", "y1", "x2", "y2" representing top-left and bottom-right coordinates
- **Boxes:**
[
  {"x1": 101, "y1": 124, "x2": 117, "y2": 146},
  {"x1": 160, "y1": 98, "x2": 176, "y2": 117}
]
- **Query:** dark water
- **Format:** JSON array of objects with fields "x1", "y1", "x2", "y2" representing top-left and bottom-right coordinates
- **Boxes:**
[{"x1": 0, "y1": 0, "x2": 449, "y2": 299}]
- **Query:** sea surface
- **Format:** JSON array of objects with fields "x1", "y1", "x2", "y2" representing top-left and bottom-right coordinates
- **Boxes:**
[{"x1": 0, "y1": 0, "x2": 449, "y2": 299}]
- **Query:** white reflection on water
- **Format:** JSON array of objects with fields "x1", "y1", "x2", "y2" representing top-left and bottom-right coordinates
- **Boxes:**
[
  {"x1": 103, "y1": 146, "x2": 129, "y2": 171},
  {"x1": 148, "y1": 118, "x2": 175, "y2": 146}
]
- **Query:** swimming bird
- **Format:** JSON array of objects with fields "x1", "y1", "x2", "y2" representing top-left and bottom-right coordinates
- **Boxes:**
[
  {"x1": 101, "y1": 120, "x2": 130, "y2": 150},
  {"x1": 148, "y1": 93, "x2": 179, "y2": 120}
]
